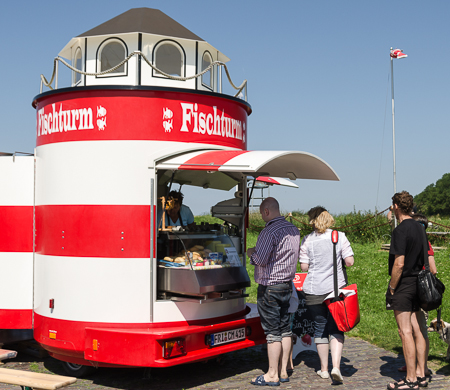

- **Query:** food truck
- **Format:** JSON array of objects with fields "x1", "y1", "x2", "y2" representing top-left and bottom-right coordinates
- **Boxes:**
[{"x1": 29, "y1": 8, "x2": 339, "y2": 375}]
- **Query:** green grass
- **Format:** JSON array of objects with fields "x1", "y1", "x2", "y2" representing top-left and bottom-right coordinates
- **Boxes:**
[{"x1": 244, "y1": 212, "x2": 450, "y2": 369}]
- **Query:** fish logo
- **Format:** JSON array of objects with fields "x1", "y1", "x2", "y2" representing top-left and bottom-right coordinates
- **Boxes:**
[
  {"x1": 97, "y1": 106, "x2": 107, "y2": 130},
  {"x1": 162, "y1": 107, "x2": 173, "y2": 132},
  {"x1": 97, "y1": 106, "x2": 107, "y2": 117},
  {"x1": 97, "y1": 117, "x2": 106, "y2": 131}
]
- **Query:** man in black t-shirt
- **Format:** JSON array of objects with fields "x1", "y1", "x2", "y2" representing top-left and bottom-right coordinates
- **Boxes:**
[{"x1": 386, "y1": 191, "x2": 426, "y2": 390}]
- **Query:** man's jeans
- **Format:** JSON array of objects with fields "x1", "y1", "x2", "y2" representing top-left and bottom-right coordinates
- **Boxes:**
[{"x1": 257, "y1": 283, "x2": 293, "y2": 343}]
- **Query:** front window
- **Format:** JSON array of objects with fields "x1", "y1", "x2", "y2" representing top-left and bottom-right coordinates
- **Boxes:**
[
  {"x1": 98, "y1": 39, "x2": 127, "y2": 75},
  {"x1": 154, "y1": 42, "x2": 184, "y2": 77}
]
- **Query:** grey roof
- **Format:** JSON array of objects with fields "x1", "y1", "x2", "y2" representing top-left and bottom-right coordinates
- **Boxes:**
[{"x1": 77, "y1": 8, "x2": 204, "y2": 41}]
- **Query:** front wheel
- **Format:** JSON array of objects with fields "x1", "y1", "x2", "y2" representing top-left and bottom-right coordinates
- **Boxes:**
[{"x1": 61, "y1": 362, "x2": 97, "y2": 378}]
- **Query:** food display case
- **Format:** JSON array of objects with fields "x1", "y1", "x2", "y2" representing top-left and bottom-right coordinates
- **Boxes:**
[{"x1": 157, "y1": 230, "x2": 250, "y2": 301}]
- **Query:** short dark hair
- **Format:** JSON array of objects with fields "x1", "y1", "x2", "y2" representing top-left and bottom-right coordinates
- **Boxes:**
[
  {"x1": 412, "y1": 213, "x2": 429, "y2": 230},
  {"x1": 168, "y1": 190, "x2": 184, "y2": 205},
  {"x1": 392, "y1": 191, "x2": 414, "y2": 215}
]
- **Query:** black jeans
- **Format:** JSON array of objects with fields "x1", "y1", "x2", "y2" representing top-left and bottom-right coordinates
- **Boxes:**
[{"x1": 257, "y1": 283, "x2": 293, "y2": 343}]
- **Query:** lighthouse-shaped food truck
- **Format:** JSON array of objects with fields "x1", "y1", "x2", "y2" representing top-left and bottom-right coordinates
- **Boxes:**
[{"x1": 31, "y1": 8, "x2": 339, "y2": 375}]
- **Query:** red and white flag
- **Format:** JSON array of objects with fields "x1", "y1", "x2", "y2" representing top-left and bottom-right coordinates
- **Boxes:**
[{"x1": 390, "y1": 48, "x2": 408, "y2": 59}]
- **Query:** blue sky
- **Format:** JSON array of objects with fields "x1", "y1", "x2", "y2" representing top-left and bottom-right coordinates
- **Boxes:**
[{"x1": 1, "y1": 1, "x2": 448, "y2": 216}]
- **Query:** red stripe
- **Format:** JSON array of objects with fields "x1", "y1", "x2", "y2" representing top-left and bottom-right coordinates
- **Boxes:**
[
  {"x1": 35, "y1": 205, "x2": 155, "y2": 258},
  {"x1": 0, "y1": 309, "x2": 32, "y2": 329},
  {"x1": 256, "y1": 176, "x2": 279, "y2": 185},
  {"x1": 34, "y1": 90, "x2": 249, "y2": 150},
  {"x1": 34, "y1": 306, "x2": 264, "y2": 367},
  {"x1": 179, "y1": 150, "x2": 248, "y2": 171},
  {"x1": 0, "y1": 206, "x2": 33, "y2": 252}
]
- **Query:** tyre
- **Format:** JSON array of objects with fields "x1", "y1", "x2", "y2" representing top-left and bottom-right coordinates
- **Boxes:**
[{"x1": 61, "y1": 361, "x2": 97, "y2": 378}]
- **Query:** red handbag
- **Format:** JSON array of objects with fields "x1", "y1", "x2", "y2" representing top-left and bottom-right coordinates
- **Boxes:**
[{"x1": 323, "y1": 230, "x2": 360, "y2": 332}]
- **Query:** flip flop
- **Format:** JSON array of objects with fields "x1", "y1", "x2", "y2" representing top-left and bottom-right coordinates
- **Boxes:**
[
  {"x1": 280, "y1": 377, "x2": 289, "y2": 383},
  {"x1": 250, "y1": 374, "x2": 280, "y2": 387}
]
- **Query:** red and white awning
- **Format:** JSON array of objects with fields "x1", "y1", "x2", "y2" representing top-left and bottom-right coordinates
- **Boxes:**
[
  {"x1": 157, "y1": 150, "x2": 338, "y2": 179},
  {"x1": 156, "y1": 149, "x2": 339, "y2": 191}
]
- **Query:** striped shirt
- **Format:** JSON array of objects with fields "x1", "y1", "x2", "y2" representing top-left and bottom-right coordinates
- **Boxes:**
[{"x1": 250, "y1": 216, "x2": 300, "y2": 286}]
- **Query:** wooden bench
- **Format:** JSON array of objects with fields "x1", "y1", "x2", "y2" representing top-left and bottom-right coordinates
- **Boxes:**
[
  {"x1": 0, "y1": 349, "x2": 18, "y2": 361},
  {"x1": 0, "y1": 367, "x2": 76, "y2": 390}
]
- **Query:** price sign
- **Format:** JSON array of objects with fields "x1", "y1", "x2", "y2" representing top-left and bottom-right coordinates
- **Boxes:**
[{"x1": 224, "y1": 247, "x2": 242, "y2": 266}]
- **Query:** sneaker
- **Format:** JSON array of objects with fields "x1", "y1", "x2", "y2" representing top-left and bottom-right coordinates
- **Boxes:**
[
  {"x1": 317, "y1": 370, "x2": 329, "y2": 379},
  {"x1": 331, "y1": 367, "x2": 343, "y2": 382}
]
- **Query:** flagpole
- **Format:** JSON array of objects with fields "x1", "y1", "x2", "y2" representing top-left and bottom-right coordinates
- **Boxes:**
[
  {"x1": 390, "y1": 47, "x2": 397, "y2": 197},
  {"x1": 390, "y1": 48, "x2": 397, "y2": 227},
  {"x1": 389, "y1": 47, "x2": 407, "y2": 228}
]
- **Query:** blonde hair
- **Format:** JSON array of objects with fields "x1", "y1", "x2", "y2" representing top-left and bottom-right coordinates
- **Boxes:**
[{"x1": 308, "y1": 206, "x2": 335, "y2": 234}]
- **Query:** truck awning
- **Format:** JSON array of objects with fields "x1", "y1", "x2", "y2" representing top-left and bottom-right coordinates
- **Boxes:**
[
  {"x1": 156, "y1": 150, "x2": 339, "y2": 191},
  {"x1": 255, "y1": 176, "x2": 299, "y2": 188}
]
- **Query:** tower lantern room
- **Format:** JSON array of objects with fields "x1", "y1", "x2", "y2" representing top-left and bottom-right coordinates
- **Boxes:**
[{"x1": 52, "y1": 8, "x2": 237, "y2": 95}]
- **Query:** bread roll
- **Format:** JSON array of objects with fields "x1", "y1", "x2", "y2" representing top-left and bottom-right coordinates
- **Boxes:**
[{"x1": 174, "y1": 258, "x2": 185, "y2": 264}]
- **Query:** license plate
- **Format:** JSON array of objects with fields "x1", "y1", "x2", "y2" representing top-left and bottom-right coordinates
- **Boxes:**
[{"x1": 210, "y1": 327, "x2": 245, "y2": 346}]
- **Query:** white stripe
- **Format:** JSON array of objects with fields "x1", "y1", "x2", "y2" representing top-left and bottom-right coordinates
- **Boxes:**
[
  {"x1": 34, "y1": 254, "x2": 151, "y2": 323},
  {"x1": 0, "y1": 253, "x2": 33, "y2": 309},
  {"x1": 0, "y1": 156, "x2": 34, "y2": 206},
  {"x1": 34, "y1": 254, "x2": 246, "y2": 323},
  {"x1": 35, "y1": 141, "x2": 225, "y2": 205}
]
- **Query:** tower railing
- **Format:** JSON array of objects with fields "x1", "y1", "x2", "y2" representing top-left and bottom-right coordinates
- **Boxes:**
[{"x1": 40, "y1": 51, "x2": 248, "y2": 101}]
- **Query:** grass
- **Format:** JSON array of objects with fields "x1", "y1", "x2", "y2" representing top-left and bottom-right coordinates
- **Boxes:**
[{"x1": 243, "y1": 212, "x2": 450, "y2": 369}]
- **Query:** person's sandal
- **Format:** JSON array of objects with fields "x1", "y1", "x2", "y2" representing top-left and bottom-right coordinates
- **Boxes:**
[
  {"x1": 387, "y1": 378, "x2": 419, "y2": 390},
  {"x1": 417, "y1": 376, "x2": 428, "y2": 388}
]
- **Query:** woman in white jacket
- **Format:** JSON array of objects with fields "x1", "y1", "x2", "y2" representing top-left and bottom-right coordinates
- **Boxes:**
[{"x1": 300, "y1": 207, "x2": 354, "y2": 383}]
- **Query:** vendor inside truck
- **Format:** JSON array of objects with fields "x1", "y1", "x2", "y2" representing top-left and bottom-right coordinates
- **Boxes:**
[{"x1": 159, "y1": 190, "x2": 197, "y2": 231}]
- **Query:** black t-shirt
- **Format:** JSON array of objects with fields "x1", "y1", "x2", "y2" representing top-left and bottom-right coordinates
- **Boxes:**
[{"x1": 388, "y1": 218, "x2": 425, "y2": 277}]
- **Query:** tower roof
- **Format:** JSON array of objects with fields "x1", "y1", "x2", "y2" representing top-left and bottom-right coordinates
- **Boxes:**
[{"x1": 78, "y1": 8, "x2": 204, "y2": 41}]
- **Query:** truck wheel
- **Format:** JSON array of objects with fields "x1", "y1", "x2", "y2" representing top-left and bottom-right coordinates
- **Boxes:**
[{"x1": 62, "y1": 362, "x2": 96, "y2": 377}]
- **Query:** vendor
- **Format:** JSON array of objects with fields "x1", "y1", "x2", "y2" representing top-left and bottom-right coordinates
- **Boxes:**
[{"x1": 160, "y1": 191, "x2": 196, "y2": 230}]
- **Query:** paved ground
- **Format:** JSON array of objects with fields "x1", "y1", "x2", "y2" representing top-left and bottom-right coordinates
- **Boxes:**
[{"x1": 0, "y1": 338, "x2": 449, "y2": 389}]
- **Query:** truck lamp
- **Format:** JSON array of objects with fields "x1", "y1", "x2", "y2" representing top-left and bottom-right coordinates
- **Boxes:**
[
  {"x1": 49, "y1": 299, "x2": 55, "y2": 309},
  {"x1": 163, "y1": 338, "x2": 186, "y2": 359}
]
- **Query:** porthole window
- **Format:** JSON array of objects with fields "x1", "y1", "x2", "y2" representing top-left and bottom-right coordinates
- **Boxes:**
[
  {"x1": 154, "y1": 41, "x2": 185, "y2": 78},
  {"x1": 201, "y1": 52, "x2": 213, "y2": 90},
  {"x1": 97, "y1": 39, "x2": 127, "y2": 77},
  {"x1": 72, "y1": 47, "x2": 82, "y2": 85}
]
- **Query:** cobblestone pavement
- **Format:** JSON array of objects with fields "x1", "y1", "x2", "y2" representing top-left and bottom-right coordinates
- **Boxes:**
[{"x1": 0, "y1": 338, "x2": 449, "y2": 390}]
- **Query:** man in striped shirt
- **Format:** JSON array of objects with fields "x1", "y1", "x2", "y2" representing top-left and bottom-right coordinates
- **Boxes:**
[{"x1": 247, "y1": 197, "x2": 300, "y2": 386}]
